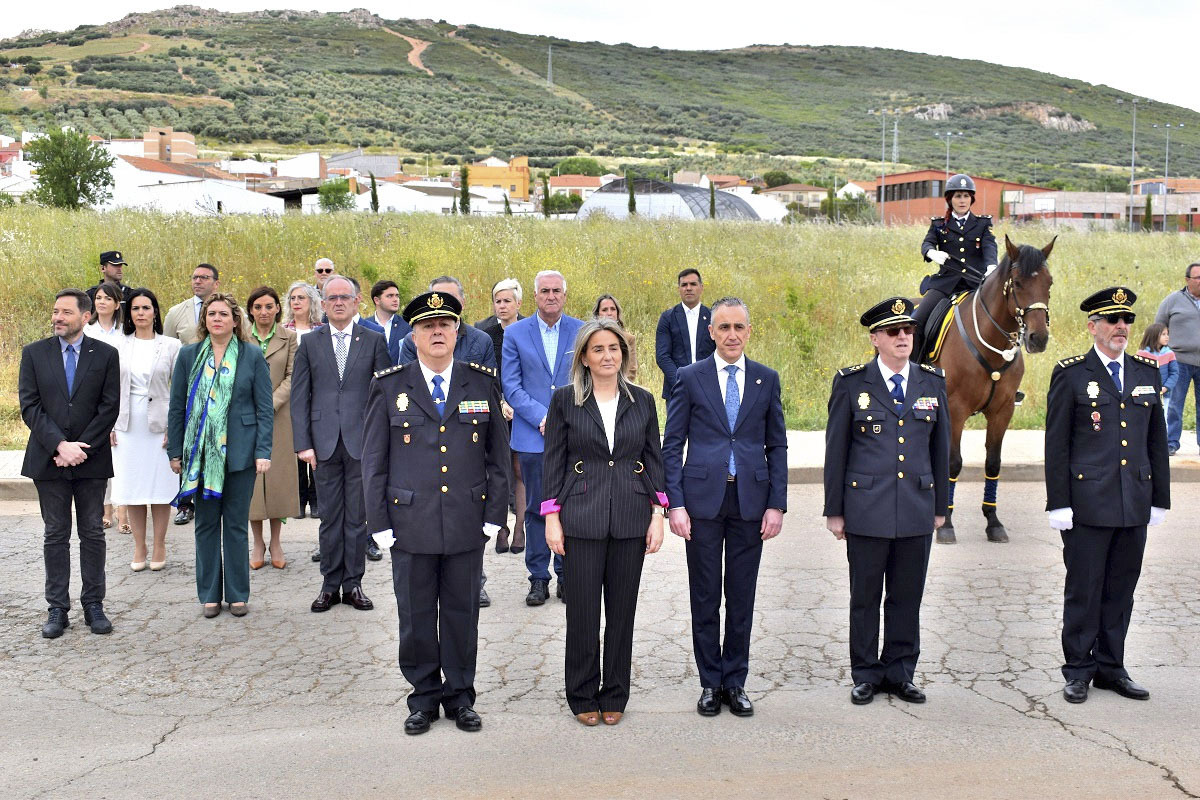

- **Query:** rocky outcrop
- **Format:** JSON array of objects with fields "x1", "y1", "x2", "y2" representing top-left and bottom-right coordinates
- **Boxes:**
[{"x1": 968, "y1": 102, "x2": 1096, "y2": 132}]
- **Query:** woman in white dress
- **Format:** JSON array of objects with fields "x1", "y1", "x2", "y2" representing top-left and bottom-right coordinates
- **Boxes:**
[
  {"x1": 86, "y1": 282, "x2": 127, "y2": 532},
  {"x1": 110, "y1": 289, "x2": 182, "y2": 571}
]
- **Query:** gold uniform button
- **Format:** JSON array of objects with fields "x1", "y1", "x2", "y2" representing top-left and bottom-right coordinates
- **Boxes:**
[
  {"x1": 866, "y1": 415, "x2": 873, "y2": 421},
  {"x1": 441, "y1": 485, "x2": 448, "y2": 493},
  {"x1": 1090, "y1": 402, "x2": 1097, "y2": 408},
  {"x1": 1120, "y1": 402, "x2": 1126, "y2": 409},
  {"x1": 472, "y1": 419, "x2": 478, "y2": 425},
  {"x1": 439, "y1": 425, "x2": 446, "y2": 432},
  {"x1": 1120, "y1": 459, "x2": 1127, "y2": 466},
  {"x1": 393, "y1": 498, "x2": 399, "y2": 504},
  {"x1": 1121, "y1": 421, "x2": 1127, "y2": 428},
  {"x1": 403, "y1": 421, "x2": 410, "y2": 428},
  {"x1": 481, "y1": 494, "x2": 486, "y2": 500},
  {"x1": 898, "y1": 454, "x2": 905, "y2": 462},
  {"x1": 897, "y1": 471, "x2": 904, "y2": 479},
  {"x1": 440, "y1": 446, "x2": 447, "y2": 453},
  {"x1": 898, "y1": 436, "x2": 905, "y2": 443},
  {"x1": 851, "y1": 481, "x2": 858, "y2": 487},
  {"x1": 898, "y1": 420, "x2": 904, "y2": 427},
  {"x1": 1121, "y1": 440, "x2": 1128, "y2": 447},
  {"x1": 1077, "y1": 474, "x2": 1083, "y2": 480},
  {"x1": 925, "y1": 415, "x2": 931, "y2": 421},
  {"x1": 441, "y1": 466, "x2": 448, "y2": 473},
  {"x1": 959, "y1": 248, "x2": 965, "y2": 252},
  {"x1": 608, "y1": 460, "x2": 615, "y2": 467}
]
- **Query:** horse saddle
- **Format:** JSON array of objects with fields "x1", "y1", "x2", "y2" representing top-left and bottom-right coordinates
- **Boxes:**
[{"x1": 918, "y1": 292, "x2": 969, "y2": 364}]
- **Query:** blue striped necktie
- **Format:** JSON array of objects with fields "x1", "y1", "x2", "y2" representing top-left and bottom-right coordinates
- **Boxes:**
[{"x1": 725, "y1": 365, "x2": 739, "y2": 476}]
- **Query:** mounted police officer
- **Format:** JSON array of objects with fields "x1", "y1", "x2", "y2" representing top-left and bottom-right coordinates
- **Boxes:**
[
  {"x1": 1045, "y1": 286, "x2": 1169, "y2": 704},
  {"x1": 361, "y1": 290, "x2": 510, "y2": 734},
  {"x1": 912, "y1": 174, "x2": 998, "y2": 361},
  {"x1": 823, "y1": 297, "x2": 950, "y2": 706}
]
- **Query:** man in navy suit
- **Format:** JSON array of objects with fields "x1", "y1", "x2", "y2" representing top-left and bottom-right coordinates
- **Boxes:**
[
  {"x1": 368, "y1": 279, "x2": 412, "y2": 365},
  {"x1": 399, "y1": 277, "x2": 496, "y2": 371},
  {"x1": 501, "y1": 270, "x2": 584, "y2": 605},
  {"x1": 662, "y1": 297, "x2": 787, "y2": 718},
  {"x1": 655, "y1": 268, "x2": 715, "y2": 399}
]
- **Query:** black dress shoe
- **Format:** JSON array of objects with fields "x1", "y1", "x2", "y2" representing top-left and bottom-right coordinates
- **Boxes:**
[
  {"x1": 1063, "y1": 679, "x2": 1089, "y2": 704},
  {"x1": 83, "y1": 603, "x2": 113, "y2": 634},
  {"x1": 478, "y1": 586, "x2": 491, "y2": 607},
  {"x1": 311, "y1": 590, "x2": 340, "y2": 612},
  {"x1": 696, "y1": 687, "x2": 722, "y2": 716},
  {"x1": 309, "y1": 504, "x2": 321, "y2": 520},
  {"x1": 404, "y1": 709, "x2": 439, "y2": 735},
  {"x1": 888, "y1": 681, "x2": 926, "y2": 703},
  {"x1": 723, "y1": 687, "x2": 754, "y2": 716},
  {"x1": 173, "y1": 504, "x2": 194, "y2": 525},
  {"x1": 310, "y1": 546, "x2": 321, "y2": 563},
  {"x1": 1093, "y1": 676, "x2": 1150, "y2": 700},
  {"x1": 366, "y1": 540, "x2": 383, "y2": 561},
  {"x1": 851, "y1": 682, "x2": 876, "y2": 705},
  {"x1": 449, "y1": 706, "x2": 482, "y2": 732},
  {"x1": 556, "y1": 580, "x2": 566, "y2": 604},
  {"x1": 297, "y1": 505, "x2": 306, "y2": 519},
  {"x1": 526, "y1": 578, "x2": 549, "y2": 606},
  {"x1": 345, "y1": 586, "x2": 374, "y2": 611},
  {"x1": 41, "y1": 608, "x2": 69, "y2": 639}
]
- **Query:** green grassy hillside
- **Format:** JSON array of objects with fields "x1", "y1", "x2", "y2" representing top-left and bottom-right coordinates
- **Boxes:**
[{"x1": 1, "y1": 7, "x2": 1197, "y2": 187}]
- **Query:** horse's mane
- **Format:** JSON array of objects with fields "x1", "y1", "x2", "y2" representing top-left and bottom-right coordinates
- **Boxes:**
[{"x1": 997, "y1": 244, "x2": 1049, "y2": 279}]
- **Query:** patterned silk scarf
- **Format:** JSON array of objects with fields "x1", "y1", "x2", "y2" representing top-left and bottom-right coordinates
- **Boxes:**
[{"x1": 177, "y1": 337, "x2": 239, "y2": 502}]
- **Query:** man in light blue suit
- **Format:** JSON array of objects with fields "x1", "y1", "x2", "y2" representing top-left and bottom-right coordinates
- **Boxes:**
[{"x1": 501, "y1": 270, "x2": 583, "y2": 606}]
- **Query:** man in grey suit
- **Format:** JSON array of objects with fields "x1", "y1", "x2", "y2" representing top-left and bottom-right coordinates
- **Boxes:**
[{"x1": 292, "y1": 275, "x2": 390, "y2": 613}]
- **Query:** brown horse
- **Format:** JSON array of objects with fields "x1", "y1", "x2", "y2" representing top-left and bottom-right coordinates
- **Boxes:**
[{"x1": 931, "y1": 235, "x2": 1055, "y2": 544}]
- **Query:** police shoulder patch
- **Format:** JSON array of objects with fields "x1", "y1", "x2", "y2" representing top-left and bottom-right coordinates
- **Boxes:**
[
  {"x1": 373, "y1": 363, "x2": 406, "y2": 379},
  {"x1": 467, "y1": 362, "x2": 497, "y2": 377},
  {"x1": 837, "y1": 363, "x2": 867, "y2": 377},
  {"x1": 1130, "y1": 353, "x2": 1158, "y2": 368},
  {"x1": 919, "y1": 363, "x2": 945, "y2": 377},
  {"x1": 1056, "y1": 354, "x2": 1086, "y2": 369}
]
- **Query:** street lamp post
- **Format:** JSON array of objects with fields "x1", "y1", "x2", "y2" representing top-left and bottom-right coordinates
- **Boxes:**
[
  {"x1": 1116, "y1": 98, "x2": 1146, "y2": 233},
  {"x1": 869, "y1": 108, "x2": 900, "y2": 225},
  {"x1": 1152, "y1": 122, "x2": 1183, "y2": 232},
  {"x1": 933, "y1": 131, "x2": 964, "y2": 180}
]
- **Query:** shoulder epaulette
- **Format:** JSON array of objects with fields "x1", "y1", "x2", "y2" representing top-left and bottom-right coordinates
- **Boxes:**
[
  {"x1": 980, "y1": 214, "x2": 992, "y2": 219},
  {"x1": 919, "y1": 363, "x2": 945, "y2": 377},
  {"x1": 930, "y1": 216, "x2": 943, "y2": 222},
  {"x1": 467, "y1": 362, "x2": 497, "y2": 377},
  {"x1": 373, "y1": 363, "x2": 406, "y2": 379},
  {"x1": 1130, "y1": 353, "x2": 1158, "y2": 368},
  {"x1": 1056, "y1": 354, "x2": 1087, "y2": 369},
  {"x1": 837, "y1": 363, "x2": 867, "y2": 377}
]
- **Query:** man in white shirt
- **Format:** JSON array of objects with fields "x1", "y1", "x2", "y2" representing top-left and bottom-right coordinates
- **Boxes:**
[
  {"x1": 655, "y1": 268, "x2": 715, "y2": 400},
  {"x1": 368, "y1": 279, "x2": 412, "y2": 365}
]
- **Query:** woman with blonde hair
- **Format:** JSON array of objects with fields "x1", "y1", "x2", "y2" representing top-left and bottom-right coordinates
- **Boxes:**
[
  {"x1": 541, "y1": 318, "x2": 667, "y2": 726},
  {"x1": 168, "y1": 293, "x2": 273, "y2": 618}
]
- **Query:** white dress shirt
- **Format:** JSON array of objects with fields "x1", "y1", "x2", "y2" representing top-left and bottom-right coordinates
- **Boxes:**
[
  {"x1": 714, "y1": 352, "x2": 747, "y2": 403},
  {"x1": 876, "y1": 359, "x2": 911, "y2": 400},
  {"x1": 192, "y1": 295, "x2": 203, "y2": 323},
  {"x1": 328, "y1": 320, "x2": 355, "y2": 359},
  {"x1": 1093, "y1": 345, "x2": 1124, "y2": 392},
  {"x1": 596, "y1": 393, "x2": 619, "y2": 453},
  {"x1": 682, "y1": 302, "x2": 702, "y2": 364},
  {"x1": 418, "y1": 360, "x2": 453, "y2": 405}
]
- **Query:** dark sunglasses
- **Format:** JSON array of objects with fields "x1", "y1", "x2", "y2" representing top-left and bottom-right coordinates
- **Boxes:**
[
  {"x1": 879, "y1": 324, "x2": 915, "y2": 337},
  {"x1": 1099, "y1": 313, "x2": 1135, "y2": 325},
  {"x1": 315, "y1": 267, "x2": 334, "y2": 274}
]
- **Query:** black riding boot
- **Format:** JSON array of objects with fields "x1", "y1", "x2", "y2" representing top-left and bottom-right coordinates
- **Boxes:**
[{"x1": 911, "y1": 289, "x2": 947, "y2": 363}]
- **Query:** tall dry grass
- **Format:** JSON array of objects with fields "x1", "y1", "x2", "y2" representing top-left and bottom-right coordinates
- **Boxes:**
[{"x1": 0, "y1": 207, "x2": 1191, "y2": 447}]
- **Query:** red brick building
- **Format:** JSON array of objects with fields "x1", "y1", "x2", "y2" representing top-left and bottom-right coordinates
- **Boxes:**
[{"x1": 874, "y1": 169, "x2": 1050, "y2": 224}]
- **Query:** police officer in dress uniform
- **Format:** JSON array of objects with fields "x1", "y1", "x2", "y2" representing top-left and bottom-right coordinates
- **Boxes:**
[
  {"x1": 1046, "y1": 287, "x2": 1169, "y2": 704},
  {"x1": 361, "y1": 291, "x2": 510, "y2": 735},
  {"x1": 911, "y1": 174, "x2": 998, "y2": 361},
  {"x1": 823, "y1": 297, "x2": 950, "y2": 705}
]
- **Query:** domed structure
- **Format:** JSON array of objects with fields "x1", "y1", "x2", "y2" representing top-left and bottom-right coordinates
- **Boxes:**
[{"x1": 576, "y1": 178, "x2": 762, "y2": 221}]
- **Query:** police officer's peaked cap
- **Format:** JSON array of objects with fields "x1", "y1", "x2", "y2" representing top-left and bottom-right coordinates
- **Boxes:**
[
  {"x1": 860, "y1": 297, "x2": 917, "y2": 332},
  {"x1": 403, "y1": 290, "x2": 462, "y2": 325},
  {"x1": 99, "y1": 250, "x2": 126, "y2": 265},
  {"x1": 1080, "y1": 286, "x2": 1137, "y2": 316}
]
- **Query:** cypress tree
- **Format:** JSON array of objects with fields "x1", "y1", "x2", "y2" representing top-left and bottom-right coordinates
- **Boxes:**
[
  {"x1": 504, "y1": 194, "x2": 512, "y2": 216},
  {"x1": 1142, "y1": 194, "x2": 1153, "y2": 232},
  {"x1": 627, "y1": 174, "x2": 636, "y2": 216},
  {"x1": 459, "y1": 164, "x2": 470, "y2": 215},
  {"x1": 369, "y1": 172, "x2": 379, "y2": 214},
  {"x1": 542, "y1": 175, "x2": 550, "y2": 218},
  {"x1": 709, "y1": 181, "x2": 716, "y2": 219}
]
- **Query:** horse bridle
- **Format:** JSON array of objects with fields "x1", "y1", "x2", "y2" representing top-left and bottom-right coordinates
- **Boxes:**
[{"x1": 972, "y1": 264, "x2": 1050, "y2": 362}]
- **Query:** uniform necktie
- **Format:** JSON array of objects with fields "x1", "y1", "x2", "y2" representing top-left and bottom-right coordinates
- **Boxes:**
[
  {"x1": 890, "y1": 374, "x2": 905, "y2": 405},
  {"x1": 432, "y1": 374, "x2": 446, "y2": 419},
  {"x1": 724, "y1": 365, "x2": 740, "y2": 476},
  {"x1": 64, "y1": 344, "x2": 77, "y2": 394},
  {"x1": 334, "y1": 331, "x2": 348, "y2": 381},
  {"x1": 1108, "y1": 361, "x2": 1122, "y2": 393}
]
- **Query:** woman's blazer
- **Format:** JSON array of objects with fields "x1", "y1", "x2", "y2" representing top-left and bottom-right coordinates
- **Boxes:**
[
  {"x1": 114, "y1": 333, "x2": 182, "y2": 434},
  {"x1": 541, "y1": 383, "x2": 668, "y2": 540}
]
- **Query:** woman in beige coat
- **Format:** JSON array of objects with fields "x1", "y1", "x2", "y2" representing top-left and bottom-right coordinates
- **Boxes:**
[{"x1": 247, "y1": 287, "x2": 300, "y2": 569}]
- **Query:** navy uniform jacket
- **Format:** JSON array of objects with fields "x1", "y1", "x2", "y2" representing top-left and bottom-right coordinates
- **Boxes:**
[
  {"x1": 823, "y1": 359, "x2": 950, "y2": 538},
  {"x1": 920, "y1": 213, "x2": 997, "y2": 295},
  {"x1": 655, "y1": 303, "x2": 715, "y2": 399},
  {"x1": 361, "y1": 360, "x2": 510, "y2": 555},
  {"x1": 1044, "y1": 349, "x2": 1170, "y2": 527},
  {"x1": 662, "y1": 356, "x2": 788, "y2": 520}
]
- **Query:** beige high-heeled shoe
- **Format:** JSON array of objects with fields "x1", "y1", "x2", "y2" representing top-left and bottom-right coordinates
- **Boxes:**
[
  {"x1": 149, "y1": 560, "x2": 166, "y2": 571},
  {"x1": 130, "y1": 560, "x2": 147, "y2": 572}
]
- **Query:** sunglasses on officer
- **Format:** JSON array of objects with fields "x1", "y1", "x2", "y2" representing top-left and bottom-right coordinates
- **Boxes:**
[
  {"x1": 1092, "y1": 313, "x2": 1135, "y2": 325},
  {"x1": 877, "y1": 324, "x2": 915, "y2": 338}
]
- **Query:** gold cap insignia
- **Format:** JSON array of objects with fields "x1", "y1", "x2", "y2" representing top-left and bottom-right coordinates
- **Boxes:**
[
  {"x1": 1112, "y1": 288, "x2": 1128, "y2": 305},
  {"x1": 891, "y1": 299, "x2": 906, "y2": 315},
  {"x1": 396, "y1": 393, "x2": 409, "y2": 412},
  {"x1": 428, "y1": 293, "x2": 444, "y2": 309},
  {"x1": 857, "y1": 392, "x2": 870, "y2": 410}
]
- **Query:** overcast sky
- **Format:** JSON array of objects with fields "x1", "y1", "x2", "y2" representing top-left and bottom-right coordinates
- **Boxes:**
[{"x1": 6, "y1": 1, "x2": 1198, "y2": 113}]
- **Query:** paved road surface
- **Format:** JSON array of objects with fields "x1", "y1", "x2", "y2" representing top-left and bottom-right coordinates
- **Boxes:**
[{"x1": 2, "y1": 484, "x2": 1197, "y2": 799}]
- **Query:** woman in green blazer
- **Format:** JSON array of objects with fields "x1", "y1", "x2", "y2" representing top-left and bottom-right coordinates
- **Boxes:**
[{"x1": 168, "y1": 293, "x2": 273, "y2": 618}]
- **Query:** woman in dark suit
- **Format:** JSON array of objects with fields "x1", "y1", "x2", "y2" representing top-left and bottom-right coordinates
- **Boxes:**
[
  {"x1": 542, "y1": 318, "x2": 667, "y2": 726},
  {"x1": 168, "y1": 292, "x2": 273, "y2": 619}
]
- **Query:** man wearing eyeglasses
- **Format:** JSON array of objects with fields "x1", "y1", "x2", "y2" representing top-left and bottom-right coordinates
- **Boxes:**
[
  {"x1": 1154, "y1": 262, "x2": 1200, "y2": 456},
  {"x1": 163, "y1": 263, "x2": 222, "y2": 345},
  {"x1": 823, "y1": 297, "x2": 949, "y2": 707},
  {"x1": 1046, "y1": 287, "x2": 1169, "y2": 705}
]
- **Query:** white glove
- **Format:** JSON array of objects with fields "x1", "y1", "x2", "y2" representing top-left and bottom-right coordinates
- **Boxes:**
[
  {"x1": 1149, "y1": 507, "x2": 1167, "y2": 526},
  {"x1": 371, "y1": 529, "x2": 395, "y2": 548},
  {"x1": 483, "y1": 523, "x2": 500, "y2": 537},
  {"x1": 984, "y1": 264, "x2": 997, "y2": 276},
  {"x1": 1047, "y1": 508, "x2": 1074, "y2": 531},
  {"x1": 927, "y1": 249, "x2": 950, "y2": 266}
]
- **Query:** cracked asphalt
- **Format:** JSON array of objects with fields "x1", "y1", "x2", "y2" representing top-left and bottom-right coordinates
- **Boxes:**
[{"x1": 1, "y1": 482, "x2": 1197, "y2": 800}]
